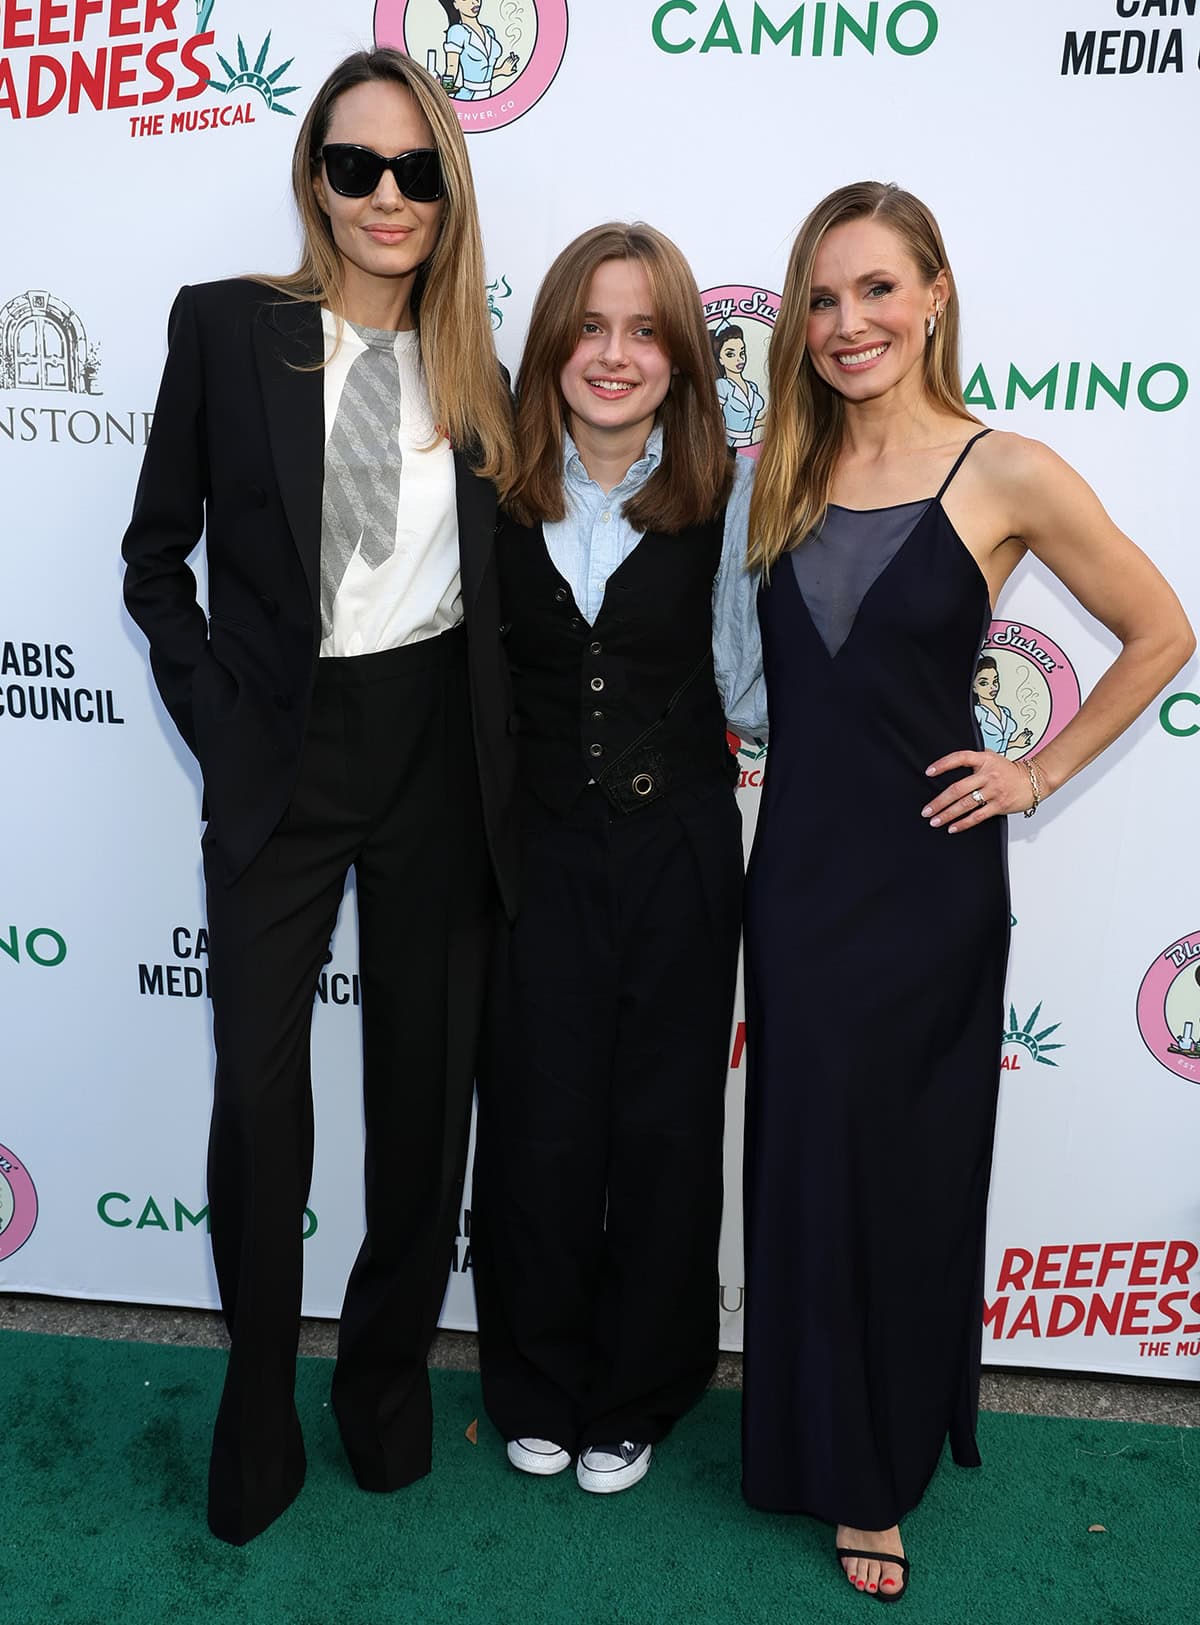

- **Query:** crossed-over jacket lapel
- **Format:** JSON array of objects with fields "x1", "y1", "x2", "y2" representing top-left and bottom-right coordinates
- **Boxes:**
[{"x1": 252, "y1": 298, "x2": 325, "y2": 616}]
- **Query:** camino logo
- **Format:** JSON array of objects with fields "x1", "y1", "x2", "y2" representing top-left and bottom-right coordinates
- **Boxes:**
[
  {"x1": 965, "y1": 360, "x2": 1187, "y2": 414},
  {"x1": 0, "y1": 291, "x2": 99, "y2": 395},
  {"x1": 1137, "y1": 931, "x2": 1200, "y2": 1084},
  {"x1": 379, "y1": 0, "x2": 569, "y2": 132},
  {"x1": 652, "y1": 2, "x2": 939, "y2": 56},
  {"x1": 0, "y1": 1143, "x2": 38, "y2": 1262},
  {"x1": 1002, "y1": 1002, "x2": 1064, "y2": 1073},
  {"x1": 1160, "y1": 691, "x2": 1200, "y2": 738},
  {"x1": 702, "y1": 285, "x2": 780, "y2": 458},
  {"x1": 974, "y1": 622, "x2": 1080, "y2": 762}
]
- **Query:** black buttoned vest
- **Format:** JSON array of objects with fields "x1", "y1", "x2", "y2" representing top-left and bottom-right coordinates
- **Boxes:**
[{"x1": 497, "y1": 512, "x2": 738, "y2": 814}]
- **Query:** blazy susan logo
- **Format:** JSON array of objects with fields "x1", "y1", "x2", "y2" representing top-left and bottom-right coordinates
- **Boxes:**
[
  {"x1": 1137, "y1": 931, "x2": 1200, "y2": 1084},
  {"x1": 0, "y1": 1143, "x2": 38, "y2": 1262},
  {"x1": 1002, "y1": 1003, "x2": 1064, "y2": 1073},
  {"x1": 702, "y1": 286, "x2": 780, "y2": 459},
  {"x1": 380, "y1": 1, "x2": 569, "y2": 132},
  {"x1": 973, "y1": 622, "x2": 1081, "y2": 762}
]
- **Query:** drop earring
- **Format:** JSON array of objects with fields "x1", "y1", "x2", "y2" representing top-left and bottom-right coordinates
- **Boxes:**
[{"x1": 927, "y1": 302, "x2": 941, "y2": 339}]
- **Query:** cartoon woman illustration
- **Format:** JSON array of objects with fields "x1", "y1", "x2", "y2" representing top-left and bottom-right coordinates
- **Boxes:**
[
  {"x1": 973, "y1": 654, "x2": 1033, "y2": 756},
  {"x1": 712, "y1": 319, "x2": 766, "y2": 448},
  {"x1": 439, "y1": 0, "x2": 519, "y2": 101}
]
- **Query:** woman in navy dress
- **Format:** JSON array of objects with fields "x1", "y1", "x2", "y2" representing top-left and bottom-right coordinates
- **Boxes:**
[{"x1": 741, "y1": 181, "x2": 1192, "y2": 1603}]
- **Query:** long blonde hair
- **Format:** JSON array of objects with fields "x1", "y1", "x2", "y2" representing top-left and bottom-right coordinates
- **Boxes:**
[
  {"x1": 749, "y1": 181, "x2": 978, "y2": 572},
  {"x1": 255, "y1": 48, "x2": 514, "y2": 491},
  {"x1": 507, "y1": 223, "x2": 733, "y2": 534}
]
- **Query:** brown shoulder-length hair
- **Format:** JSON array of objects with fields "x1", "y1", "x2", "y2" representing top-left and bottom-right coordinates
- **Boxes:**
[
  {"x1": 507, "y1": 223, "x2": 733, "y2": 533},
  {"x1": 749, "y1": 181, "x2": 978, "y2": 573},
  {"x1": 253, "y1": 48, "x2": 514, "y2": 492}
]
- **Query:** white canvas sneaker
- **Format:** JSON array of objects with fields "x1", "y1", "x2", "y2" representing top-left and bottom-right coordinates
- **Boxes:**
[
  {"x1": 575, "y1": 1440, "x2": 652, "y2": 1493},
  {"x1": 506, "y1": 1437, "x2": 572, "y2": 1475}
]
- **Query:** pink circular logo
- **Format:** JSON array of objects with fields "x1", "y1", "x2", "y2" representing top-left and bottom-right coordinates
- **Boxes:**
[
  {"x1": 1137, "y1": 931, "x2": 1200, "y2": 1083},
  {"x1": 701, "y1": 285, "x2": 780, "y2": 460},
  {"x1": 0, "y1": 1143, "x2": 38, "y2": 1262},
  {"x1": 975, "y1": 621, "x2": 1081, "y2": 761},
  {"x1": 378, "y1": 1, "x2": 569, "y2": 132}
]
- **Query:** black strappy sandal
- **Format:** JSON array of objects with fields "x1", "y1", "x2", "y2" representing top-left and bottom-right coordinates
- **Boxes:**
[{"x1": 835, "y1": 1546, "x2": 910, "y2": 1604}]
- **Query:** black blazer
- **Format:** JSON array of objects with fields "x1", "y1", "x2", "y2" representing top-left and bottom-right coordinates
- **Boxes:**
[{"x1": 122, "y1": 279, "x2": 517, "y2": 915}]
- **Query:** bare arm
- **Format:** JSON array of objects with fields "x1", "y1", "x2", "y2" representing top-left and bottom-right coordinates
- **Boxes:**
[{"x1": 926, "y1": 436, "x2": 1194, "y2": 831}]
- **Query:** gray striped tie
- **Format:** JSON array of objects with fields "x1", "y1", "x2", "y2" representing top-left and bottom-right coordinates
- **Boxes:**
[{"x1": 320, "y1": 331, "x2": 402, "y2": 640}]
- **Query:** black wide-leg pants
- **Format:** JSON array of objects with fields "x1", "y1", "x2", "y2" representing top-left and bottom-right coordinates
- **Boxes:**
[
  {"x1": 472, "y1": 779, "x2": 743, "y2": 1455},
  {"x1": 201, "y1": 628, "x2": 493, "y2": 1545}
]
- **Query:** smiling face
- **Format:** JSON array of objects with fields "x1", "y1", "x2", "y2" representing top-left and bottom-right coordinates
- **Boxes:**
[
  {"x1": 718, "y1": 335, "x2": 746, "y2": 377},
  {"x1": 806, "y1": 217, "x2": 946, "y2": 405},
  {"x1": 313, "y1": 79, "x2": 445, "y2": 325},
  {"x1": 559, "y1": 257, "x2": 673, "y2": 445}
]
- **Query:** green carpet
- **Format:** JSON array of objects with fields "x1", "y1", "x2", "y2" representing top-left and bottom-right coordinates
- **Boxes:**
[{"x1": 0, "y1": 1331, "x2": 1193, "y2": 1625}]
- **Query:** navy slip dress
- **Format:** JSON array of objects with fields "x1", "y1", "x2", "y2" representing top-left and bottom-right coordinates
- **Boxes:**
[{"x1": 741, "y1": 430, "x2": 1010, "y2": 1529}]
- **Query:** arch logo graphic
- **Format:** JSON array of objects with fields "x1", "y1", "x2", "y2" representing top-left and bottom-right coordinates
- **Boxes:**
[
  {"x1": 701, "y1": 285, "x2": 780, "y2": 459},
  {"x1": 0, "y1": 291, "x2": 99, "y2": 395},
  {"x1": 378, "y1": 1, "x2": 569, "y2": 131},
  {"x1": 974, "y1": 621, "x2": 1080, "y2": 762},
  {"x1": 0, "y1": 1143, "x2": 38, "y2": 1262},
  {"x1": 1137, "y1": 931, "x2": 1200, "y2": 1084}
]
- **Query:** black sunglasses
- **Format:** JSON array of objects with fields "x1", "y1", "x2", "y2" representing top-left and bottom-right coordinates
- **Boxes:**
[{"x1": 320, "y1": 144, "x2": 445, "y2": 203}]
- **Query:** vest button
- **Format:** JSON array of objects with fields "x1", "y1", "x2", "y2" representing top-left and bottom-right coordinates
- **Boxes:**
[
  {"x1": 632, "y1": 774, "x2": 655, "y2": 797},
  {"x1": 589, "y1": 743, "x2": 604, "y2": 758},
  {"x1": 590, "y1": 677, "x2": 604, "y2": 692},
  {"x1": 554, "y1": 588, "x2": 569, "y2": 603},
  {"x1": 588, "y1": 641, "x2": 602, "y2": 655},
  {"x1": 591, "y1": 709, "x2": 604, "y2": 721}
]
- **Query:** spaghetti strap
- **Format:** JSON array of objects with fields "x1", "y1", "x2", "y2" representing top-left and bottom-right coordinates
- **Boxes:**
[{"x1": 934, "y1": 428, "x2": 992, "y2": 502}]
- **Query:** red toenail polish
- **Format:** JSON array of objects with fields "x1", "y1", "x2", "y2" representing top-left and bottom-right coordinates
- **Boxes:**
[
  {"x1": 856, "y1": 1581, "x2": 865, "y2": 1589},
  {"x1": 868, "y1": 1584, "x2": 877, "y2": 1592},
  {"x1": 883, "y1": 1579, "x2": 895, "y2": 1588}
]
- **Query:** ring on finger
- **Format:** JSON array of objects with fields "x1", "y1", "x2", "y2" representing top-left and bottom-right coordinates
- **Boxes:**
[{"x1": 970, "y1": 789, "x2": 987, "y2": 807}]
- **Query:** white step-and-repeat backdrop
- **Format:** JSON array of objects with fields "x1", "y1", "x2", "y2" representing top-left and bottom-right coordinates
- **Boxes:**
[{"x1": 3, "y1": 0, "x2": 1198, "y2": 1382}]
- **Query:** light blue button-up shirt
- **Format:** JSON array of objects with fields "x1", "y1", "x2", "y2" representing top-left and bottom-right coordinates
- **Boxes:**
[{"x1": 542, "y1": 428, "x2": 768, "y2": 739}]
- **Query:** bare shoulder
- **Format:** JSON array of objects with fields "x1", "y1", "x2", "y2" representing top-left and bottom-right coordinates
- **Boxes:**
[{"x1": 973, "y1": 429, "x2": 1073, "y2": 489}]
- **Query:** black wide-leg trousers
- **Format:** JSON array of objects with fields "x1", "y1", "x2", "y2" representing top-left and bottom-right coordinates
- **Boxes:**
[
  {"x1": 472, "y1": 779, "x2": 743, "y2": 1455},
  {"x1": 201, "y1": 628, "x2": 493, "y2": 1545}
]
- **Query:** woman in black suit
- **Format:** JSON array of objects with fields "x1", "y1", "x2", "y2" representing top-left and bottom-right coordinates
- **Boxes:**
[{"x1": 121, "y1": 47, "x2": 516, "y2": 1546}]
